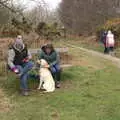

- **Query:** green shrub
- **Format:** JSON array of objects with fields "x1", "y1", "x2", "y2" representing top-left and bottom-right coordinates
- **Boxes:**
[
  {"x1": 0, "y1": 24, "x2": 22, "y2": 37},
  {"x1": 11, "y1": 17, "x2": 32, "y2": 34},
  {"x1": 96, "y1": 18, "x2": 120, "y2": 41},
  {"x1": 36, "y1": 22, "x2": 62, "y2": 40}
]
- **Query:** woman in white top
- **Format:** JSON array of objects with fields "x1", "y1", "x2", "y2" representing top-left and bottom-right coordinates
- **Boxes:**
[{"x1": 106, "y1": 30, "x2": 115, "y2": 53}]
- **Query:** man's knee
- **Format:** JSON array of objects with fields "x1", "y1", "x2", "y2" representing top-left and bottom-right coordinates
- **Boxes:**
[
  {"x1": 16, "y1": 65, "x2": 23, "y2": 73},
  {"x1": 26, "y1": 61, "x2": 34, "y2": 69}
]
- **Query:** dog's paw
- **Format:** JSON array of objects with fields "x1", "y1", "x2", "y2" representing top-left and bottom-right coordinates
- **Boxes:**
[
  {"x1": 37, "y1": 88, "x2": 41, "y2": 90},
  {"x1": 43, "y1": 91, "x2": 48, "y2": 93}
]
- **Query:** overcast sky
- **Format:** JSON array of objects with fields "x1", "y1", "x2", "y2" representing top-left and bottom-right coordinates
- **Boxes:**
[
  {"x1": 44, "y1": 0, "x2": 62, "y2": 9},
  {"x1": 16, "y1": 0, "x2": 62, "y2": 10}
]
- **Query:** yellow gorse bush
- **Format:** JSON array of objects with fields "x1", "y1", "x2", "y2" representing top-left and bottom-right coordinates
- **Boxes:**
[{"x1": 96, "y1": 18, "x2": 120, "y2": 42}]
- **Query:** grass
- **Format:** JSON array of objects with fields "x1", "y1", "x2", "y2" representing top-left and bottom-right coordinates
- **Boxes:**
[
  {"x1": 0, "y1": 37, "x2": 120, "y2": 120},
  {"x1": 1, "y1": 47, "x2": 120, "y2": 120},
  {"x1": 55, "y1": 36, "x2": 120, "y2": 58},
  {"x1": 53, "y1": 36, "x2": 104, "y2": 54},
  {"x1": 1, "y1": 64, "x2": 120, "y2": 120}
]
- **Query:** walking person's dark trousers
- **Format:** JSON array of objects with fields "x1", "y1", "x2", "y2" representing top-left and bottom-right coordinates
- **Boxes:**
[
  {"x1": 104, "y1": 47, "x2": 109, "y2": 54},
  {"x1": 109, "y1": 47, "x2": 114, "y2": 52}
]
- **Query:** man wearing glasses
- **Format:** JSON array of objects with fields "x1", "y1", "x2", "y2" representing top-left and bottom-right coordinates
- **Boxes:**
[{"x1": 8, "y1": 35, "x2": 34, "y2": 96}]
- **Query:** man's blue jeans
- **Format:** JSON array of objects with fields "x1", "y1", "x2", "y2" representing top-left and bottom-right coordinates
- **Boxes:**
[{"x1": 16, "y1": 61, "x2": 34, "y2": 90}]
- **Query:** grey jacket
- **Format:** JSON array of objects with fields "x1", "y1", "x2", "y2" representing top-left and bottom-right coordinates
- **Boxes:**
[{"x1": 8, "y1": 44, "x2": 32, "y2": 68}]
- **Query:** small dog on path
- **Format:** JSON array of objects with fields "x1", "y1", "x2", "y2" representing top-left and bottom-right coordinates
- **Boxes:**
[{"x1": 37, "y1": 59, "x2": 55, "y2": 93}]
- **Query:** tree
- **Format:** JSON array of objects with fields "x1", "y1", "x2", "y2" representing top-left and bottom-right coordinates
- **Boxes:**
[
  {"x1": 0, "y1": 6, "x2": 10, "y2": 24},
  {"x1": 59, "y1": 0, "x2": 120, "y2": 34}
]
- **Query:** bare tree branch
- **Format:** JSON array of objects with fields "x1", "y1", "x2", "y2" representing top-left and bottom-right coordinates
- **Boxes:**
[
  {"x1": 0, "y1": 0, "x2": 24, "y2": 17},
  {"x1": 59, "y1": 0, "x2": 120, "y2": 34}
]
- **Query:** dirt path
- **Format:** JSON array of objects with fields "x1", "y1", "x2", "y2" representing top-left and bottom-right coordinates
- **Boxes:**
[{"x1": 64, "y1": 42, "x2": 120, "y2": 68}]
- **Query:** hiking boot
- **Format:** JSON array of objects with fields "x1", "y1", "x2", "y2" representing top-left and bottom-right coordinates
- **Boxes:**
[
  {"x1": 21, "y1": 90, "x2": 29, "y2": 96},
  {"x1": 55, "y1": 82, "x2": 61, "y2": 88},
  {"x1": 110, "y1": 52, "x2": 115, "y2": 56}
]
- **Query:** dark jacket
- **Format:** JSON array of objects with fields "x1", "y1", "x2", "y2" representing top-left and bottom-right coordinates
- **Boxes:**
[
  {"x1": 8, "y1": 44, "x2": 32, "y2": 68},
  {"x1": 39, "y1": 49, "x2": 60, "y2": 66},
  {"x1": 13, "y1": 45, "x2": 28, "y2": 65}
]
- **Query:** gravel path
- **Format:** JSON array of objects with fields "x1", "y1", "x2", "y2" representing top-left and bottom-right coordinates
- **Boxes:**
[{"x1": 65, "y1": 42, "x2": 120, "y2": 68}]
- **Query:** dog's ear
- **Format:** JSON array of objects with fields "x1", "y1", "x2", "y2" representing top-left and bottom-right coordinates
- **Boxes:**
[{"x1": 37, "y1": 60, "x2": 41, "y2": 64}]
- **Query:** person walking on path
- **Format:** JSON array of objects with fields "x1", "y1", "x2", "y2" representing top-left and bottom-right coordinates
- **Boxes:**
[
  {"x1": 106, "y1": 30, "x2": 115, "y2": 55},
  {"x1": 101, "y1": 31, "x2": 108, "y2": 54}
]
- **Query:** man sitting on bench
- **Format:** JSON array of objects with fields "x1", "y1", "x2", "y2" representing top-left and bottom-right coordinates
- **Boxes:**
[
  {"x1": 8, "y1": 35, "x2": 34, "y2": 96},
  {"x1": 39, "y1": 44, "x2": 61, "y2": 88}
]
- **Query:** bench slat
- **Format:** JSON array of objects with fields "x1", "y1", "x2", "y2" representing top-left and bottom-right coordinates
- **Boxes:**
[{"x1": 29, "y1": 48, "x2": 69, "y2": 54}]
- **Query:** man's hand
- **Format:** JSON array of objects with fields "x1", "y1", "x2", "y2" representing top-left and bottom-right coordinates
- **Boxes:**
[
  {"x1": 22, "y1": 58, "x2": 29, "y2": 63},
  {"x1": 11, "y1": 67, "x2": 19, "y2": 74}
]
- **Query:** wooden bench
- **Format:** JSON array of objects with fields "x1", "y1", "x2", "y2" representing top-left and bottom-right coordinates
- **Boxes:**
[
  {"x1": 3, "y1": 47, "x2": 71, "y2": 89},
  {"x1": 29, "y1": 47, "x2": 72, "y2": 68},
  {"x1": 29, "y1": 48, "x2": 69, "y2": 54},
  {"x1": 0, "y1": 47, "x2": 71, "y2": 76}
]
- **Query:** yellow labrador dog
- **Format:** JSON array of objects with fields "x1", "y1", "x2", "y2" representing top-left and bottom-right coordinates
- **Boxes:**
[{"x1": 37, "y1": 59, "x2": 55, "y2": 92}]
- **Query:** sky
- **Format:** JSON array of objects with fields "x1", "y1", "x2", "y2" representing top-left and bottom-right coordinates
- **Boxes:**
[
  {"x1": 44, "y1": 0, "x2": 62, "y2": 9},
  {"x1": 16, "y1": 0, "x2": 62, "y2": 10}
]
